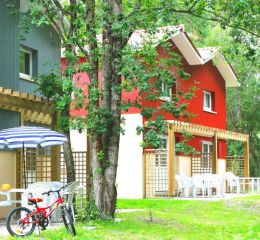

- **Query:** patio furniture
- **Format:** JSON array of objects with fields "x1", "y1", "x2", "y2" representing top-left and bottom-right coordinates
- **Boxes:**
[
  {"x1": 64, "y1": 181, "x2": 79, "y2": 223},
  {"x1": 191, "y1": 175, "x2": 206, "y2": 197},
  {"x1": 204, "y1": 174, "x2": 224, "y2": 197},
  {"x1": 175, "y1": 175, "x2": 191, "y2": 197},
  {"x1": 0, "y1": 191, "x2": 12, "y2": 211},
  {"x1": 224, "y1": 172, "x2": 240, "y2": 193}
]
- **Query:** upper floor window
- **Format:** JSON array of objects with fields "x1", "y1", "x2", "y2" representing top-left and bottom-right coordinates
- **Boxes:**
[
  {"x1": 19, "y1": 47, "x2": 37, "y2": 81},
  {"x1": 20, "y1": 48, "x2": 32, "y2": 80},
  {"x1": 203, "y1": 90, "x2": 215, "y2": 113},
  {"x1": 161, "y1": 82, "x2": 172, "y2": 100}
]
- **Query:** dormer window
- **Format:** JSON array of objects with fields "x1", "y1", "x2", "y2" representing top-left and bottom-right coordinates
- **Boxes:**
[
  {"x1": 19, "y1": 48, "x2": 32, "y2": 80},
  {"x1": 203, "y1": 90, "x2": 216, "y2": 113}
]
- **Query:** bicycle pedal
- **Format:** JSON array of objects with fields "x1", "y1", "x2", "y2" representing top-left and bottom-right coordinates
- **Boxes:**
[{"x1": 41, "y1": 227, "x2": 46, "y2": 231}]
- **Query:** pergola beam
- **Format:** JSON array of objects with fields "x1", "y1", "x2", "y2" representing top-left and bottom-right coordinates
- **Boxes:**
[
  {"x1": 0, "y1": 87, "x2": 53, "y2": 125},
  {"x1": 167, "y1": 120, "x2": 248, "y2": 142}
]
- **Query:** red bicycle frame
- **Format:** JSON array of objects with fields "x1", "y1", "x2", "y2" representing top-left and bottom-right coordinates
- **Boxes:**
[{"x1": 22, "y1": 195, "x2": 64, "y2": 225}]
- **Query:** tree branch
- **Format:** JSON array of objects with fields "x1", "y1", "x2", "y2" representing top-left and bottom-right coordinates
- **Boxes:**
[
  {"x1": 188, "y1": 0, "x2": 202, "y2": 11},
  {"x1": 127, "y1": 6, "x2": 260, "y2": 38}
]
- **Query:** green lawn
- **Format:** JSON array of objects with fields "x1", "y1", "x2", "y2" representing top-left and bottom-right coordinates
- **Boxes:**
[{"x1": 8, "y1": 195, "x2": 260, "y2": 240}]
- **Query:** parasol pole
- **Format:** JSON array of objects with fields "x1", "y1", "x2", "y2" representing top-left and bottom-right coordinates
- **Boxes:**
[{"x1": 23, "y1": 142, "x2": 27, "y2": 189}]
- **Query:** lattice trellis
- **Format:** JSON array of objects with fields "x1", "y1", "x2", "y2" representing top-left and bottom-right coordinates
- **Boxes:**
[
  {"x1": 17, "y1": 147, "x2": 52, "y2": 188},
  {"x1": 60, "y1": 151, "x2": 87, "y2": 190},
  {"x1": 226, "y1": 156, "x2": 245, "y2": 177},
  {"x1": 144, "y1": 149, "x2": 169, "y2": 198},
  {"x1": 192, "y1": 153, "x2": 212, "y2": 175}
]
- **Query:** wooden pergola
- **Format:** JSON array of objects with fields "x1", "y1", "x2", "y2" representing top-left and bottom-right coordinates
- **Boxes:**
[
  {"x1": 0, "y1": 87, "x2": 53, "y2": 125},
  {"x1": 166, "y1": 120, "x2": 249, "y2": 196},
  {"x1": 0, "y1": 87, "x2": 61, "y2": 184}
]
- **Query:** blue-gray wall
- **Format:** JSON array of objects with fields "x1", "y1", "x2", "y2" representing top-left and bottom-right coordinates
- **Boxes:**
[
  {"x1": 0, "y1": 2, "x2": 60, "y2": 95},
  {"x1": 0, "y1": 2, "x2": 60, "y2": 129},
  {"x1": 0, "y1": 109, "x2": 20, "y2": 130},
  {"x1": 0, "y1": 1, "x2": 20, "y2": 90},
  {"x1": 20, "y1": 24, "x2": 60, "y2": 94}
]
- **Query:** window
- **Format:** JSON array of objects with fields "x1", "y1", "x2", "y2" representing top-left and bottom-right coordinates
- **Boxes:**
[
  {"x1": 203, "y1": 90, "x2": 215, "y2": 112},
  {"x1": 160, "y1": 82, "x2": 172, "y2": 101},
  {"x1": 161, "y1": 83, "x2": 172, "y2": 97},
  {"x1": 20, "y1": 48, "x2": 32, "y2": 80},
  {"x1": 201, "y1": 141, "x2": 212, "y2": 168}
]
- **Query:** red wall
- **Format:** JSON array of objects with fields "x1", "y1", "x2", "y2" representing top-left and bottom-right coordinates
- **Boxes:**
[
  {"x1": 142, "y1": 44, "x2": 227, "y2": 130},
  {"x1": 64, "y1": 41, "x2": 228, "y2": 157},
  {"x1": 141, "y1": 43, "x2": 227, "y2": 157}
]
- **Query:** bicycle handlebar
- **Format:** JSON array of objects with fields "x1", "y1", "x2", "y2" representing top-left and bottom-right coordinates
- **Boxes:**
[{"x1": 42, "y1": 182, "x2": 73, "y2": 196}]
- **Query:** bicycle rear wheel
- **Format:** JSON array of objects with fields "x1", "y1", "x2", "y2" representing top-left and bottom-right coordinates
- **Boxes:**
[
  {"x1": 61, "y1": 207, "x2": 76, "y2": 236},
  {"x1": 6, "y1": 207, "x2": 36, "y2": 237}
]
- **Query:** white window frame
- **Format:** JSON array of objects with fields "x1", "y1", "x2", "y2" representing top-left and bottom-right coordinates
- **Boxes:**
[
  {"x1": 202, "y1": 141, "x2": 212, "y2": 154},
  {"x1": 160, "y1": 82, "x2": 172, "y2": 101},
  {"x1": 19, "y1": 48, "x2": 33, "y2": 81},
  {"x1": 201, "y1": 141, "x2": 212, "y2": 169},
  {"x1": 203, "y1": 90, "x2": 212, "y2": 112}
]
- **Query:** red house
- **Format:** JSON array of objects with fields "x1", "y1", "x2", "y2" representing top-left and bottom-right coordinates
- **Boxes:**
[{"x1": 67, "y1": 26, "x2": 249, "y2": 198}]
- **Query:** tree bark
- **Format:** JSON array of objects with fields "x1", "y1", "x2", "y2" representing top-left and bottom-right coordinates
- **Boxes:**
[
  {"x1": 88, "y1": 0, "x2": 123, "y2": 218},
  {"x1": 63, "y1": 129, "x2": 76, "y2": 183}
]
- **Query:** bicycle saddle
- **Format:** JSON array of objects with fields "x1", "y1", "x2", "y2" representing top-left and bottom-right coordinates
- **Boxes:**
[{"x1": 28, "y1": 198, "x2": 43, "y2": 204}]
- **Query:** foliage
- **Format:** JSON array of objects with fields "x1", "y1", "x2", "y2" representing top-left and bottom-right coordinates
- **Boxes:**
[
  {"x1": 75, "y1": 194, "x2": 101, "y2": 221},
  {"x1": 200, "y1": 25, "x2": 260, "y2": 177},
  {"x1": 16, "y1": 0, "x2": 260, "y2": 218}
]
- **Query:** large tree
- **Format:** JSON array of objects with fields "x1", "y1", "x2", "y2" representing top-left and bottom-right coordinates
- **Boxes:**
[{"x1": 21, "y1": 0, "x2": 260, "y2": 218}]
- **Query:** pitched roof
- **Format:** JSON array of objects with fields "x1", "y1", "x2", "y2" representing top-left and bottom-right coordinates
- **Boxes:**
[
  {"x1": 129, "y1": 26, "x2": 239, "y2": 87},
  {"x1": 62, "y1": 25, "x2": 239, "y2": 87}
]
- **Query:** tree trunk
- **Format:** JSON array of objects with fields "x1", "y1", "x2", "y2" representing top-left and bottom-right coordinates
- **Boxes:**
[
  {"x1": 89, "y1": 0, "x2": 123, "y2": 218},
  {"x1": 63, "y1": 130, "x2": 76, "y2": 183}
]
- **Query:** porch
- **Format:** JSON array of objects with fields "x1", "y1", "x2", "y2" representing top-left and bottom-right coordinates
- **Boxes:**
[{"x1": 143, "y1": 121, "x2": 251, "y2": 198}]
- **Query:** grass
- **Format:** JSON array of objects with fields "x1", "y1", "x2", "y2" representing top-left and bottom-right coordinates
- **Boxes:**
[{"x1": 5, "y1": 195, "x2": 260, "y2": 240}]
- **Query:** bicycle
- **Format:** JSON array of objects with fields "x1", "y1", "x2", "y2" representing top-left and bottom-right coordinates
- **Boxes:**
[{"x1": 6, "y1": 182, "x2": 76, "y2": 237}]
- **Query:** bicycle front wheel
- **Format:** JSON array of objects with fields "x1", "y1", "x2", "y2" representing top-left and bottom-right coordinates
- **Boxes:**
[
  {"x1": 61, "y1": 207, "x2": 76, "y2": 236},
  {"x1": 6, "y1": 207, "x2": 36, "y2": 237}
]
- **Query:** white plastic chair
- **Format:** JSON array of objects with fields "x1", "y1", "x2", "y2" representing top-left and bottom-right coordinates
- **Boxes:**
[
  {"x1": 64, "y1": 181, "x2": 79, "y2": 223},
  {"x1": 0, "y1": 191, "x2": 12, "y2": 211},
  {"x1": 175, "y1": 175, "x2": 188, "y2": 197},
  {"x1": 224, "y1": 172, "x2": 240, "y2": 193},
  {"x1": 191, "y1": 175, "x2": 206, "y2": 197},
  {"x1": 204, "y1": 174, "x2": 224, "y2": 197}
]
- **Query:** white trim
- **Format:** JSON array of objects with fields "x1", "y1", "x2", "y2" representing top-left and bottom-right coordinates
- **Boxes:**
[
  {"x1": 201, "y1": 141, "x2": 212, "y2": 146},
  {"x1": 203, "y1": 90, "x2": 212, "y2": 112},
  {"x1": 172, "y1": 32, "x2": 203, "y2": 65},
  {"x1": 159, "y1": 96, "x2": 171, "y2": 102},
  {"x1": 203, "y1": 109, "x2": 217, "y2": 114},
  {"x1": 19, "y1": 48, "x2": 33, "y2": 81},
  {"x1": 160, "y1": 82, "x2": 172, "y2": 101},
  {"x1": 215, "y1": 55, "x2": 240, "y2": 87}
]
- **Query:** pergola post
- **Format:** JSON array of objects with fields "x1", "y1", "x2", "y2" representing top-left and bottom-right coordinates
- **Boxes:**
[
  {"x1": 244, "y1": 137, "x2": 250, "y2": 178},
  {"x1": 142, "y1": 151, "x2": 146, "y2": 198},
  {"x1": 19, "y1": 110, "x2": 25, "y2": 126},
  {"x1": 212, "y1": 132, "x2": 218, "y2": 174},
  {"x1": 168, "y1": 124, "x2": 175, "y2": 197}
]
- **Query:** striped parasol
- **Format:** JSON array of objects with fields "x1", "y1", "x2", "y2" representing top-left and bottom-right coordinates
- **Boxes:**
[{"x1": 0, "y1": 126, "x2": 67, "y2": 188}]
